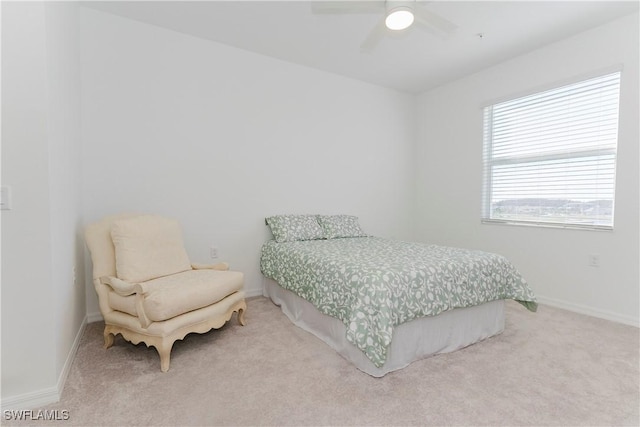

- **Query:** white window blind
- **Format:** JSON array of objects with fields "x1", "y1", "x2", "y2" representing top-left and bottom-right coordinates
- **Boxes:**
[{"x1": 482, "y1": 71, "x2": 621, "y2": 230}]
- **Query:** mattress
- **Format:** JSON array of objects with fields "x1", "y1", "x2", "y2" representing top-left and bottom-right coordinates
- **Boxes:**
[
  {"x1": 263, "y1": 278, "x2": 506, "y2": 377},
  {"x1": 260, "y1": 236, "x2": 537, "y2": 368}
]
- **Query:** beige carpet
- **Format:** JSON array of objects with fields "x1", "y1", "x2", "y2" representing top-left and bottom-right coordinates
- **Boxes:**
[{"x1": 11, "y1": 297, "x2": 639, "y2": 426}]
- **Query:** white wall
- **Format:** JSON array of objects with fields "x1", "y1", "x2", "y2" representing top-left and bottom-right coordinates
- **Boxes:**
[
  {"x1": 44, "y1": 1, "x2": 85, "y2": 386},
  {"x1": 1, "y1": 1, "x2": 84, "y2": 409},
  {"x1": 415, "y1": 13, "x2": 639, "y2": 326},
  {"x1": 1, "y1": 1, "x2": 57, "y2": 400},
  {"x1": 79, "y1": 8, "x2": 417, "y2": 317},
  {"x1": 3, "y1": 2, "x2": 637, "y2": 411}
]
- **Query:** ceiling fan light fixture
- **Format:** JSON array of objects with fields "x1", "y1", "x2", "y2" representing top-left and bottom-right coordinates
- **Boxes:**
[{"x1": 385, "y1": 7, "x2": 414, "y2": 31}]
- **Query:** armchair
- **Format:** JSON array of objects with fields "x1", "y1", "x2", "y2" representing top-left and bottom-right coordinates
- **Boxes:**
[{"x1": 84, "y1": 213, "x2": 246, "y2": 372}]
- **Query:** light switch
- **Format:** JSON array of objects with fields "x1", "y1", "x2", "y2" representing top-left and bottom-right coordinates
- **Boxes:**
[{"x1": 1, "y1": 186, "x2": 12, "y2": 210}]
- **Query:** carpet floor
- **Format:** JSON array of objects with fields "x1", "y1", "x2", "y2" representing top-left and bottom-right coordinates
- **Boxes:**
[{"x1": 10, "y1": 297, "x2": 639, "y2": 426}]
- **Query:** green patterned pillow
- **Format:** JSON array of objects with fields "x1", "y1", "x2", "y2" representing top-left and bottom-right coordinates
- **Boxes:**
[
  {"x1": 317, "y1": 215, "x2": 367, "y2": 239},
  {"x1": 266, "y1": 215, "x2": 325, "y2": 243}
]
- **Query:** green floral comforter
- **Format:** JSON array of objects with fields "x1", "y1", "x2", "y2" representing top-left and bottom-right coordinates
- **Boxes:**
[{"x1": 260, "y1": 237, "x2": 537, "y2": 368}]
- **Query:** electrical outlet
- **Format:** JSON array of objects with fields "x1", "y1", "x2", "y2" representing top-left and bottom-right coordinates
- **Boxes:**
[
  {"x1": 588, "y1": 254, "x2": 600, "y2": 267},
  {"x1": 209, "y1": 246, "x2": 219, "y2": 260},
  {"x1": 1, "y1": 186, "x2": 12, "y2": 210}
]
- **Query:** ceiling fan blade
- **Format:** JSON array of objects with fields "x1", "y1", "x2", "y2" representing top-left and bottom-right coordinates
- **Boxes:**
[
  {"x1": 360, "y1": 17, "x2": 388, "y2": 53},
  {"x1": 414, "y1": 7, "x2": 457, "y2": 36},
  {"x1": 311, "y1": 1, "x2": 384, "y2": 14}
]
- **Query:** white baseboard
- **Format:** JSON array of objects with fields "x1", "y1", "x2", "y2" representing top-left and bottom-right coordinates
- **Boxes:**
[
  {"x1": 86, "y1": 311, "x2": 103, "y2": 323},
  {"x1": 0, "y1": 386, "x2": 59, "y2": 412},
  {"x1": 56, "y1": 316, "x2": 87, "y2": 396},
  {"x1": 537, "y1": 295, "x2": 639, "y2": 328},
  {"x1": 1, "y1": 316, "x2": 87, "y2": 411},
  {"x1": 245, "y1": 287, "x2": 263, "y2": 298}
]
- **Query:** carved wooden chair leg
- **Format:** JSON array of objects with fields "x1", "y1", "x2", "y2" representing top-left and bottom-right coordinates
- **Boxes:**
[
  {"x1": 157, "y1": 340, "x2": 175, "y2": 373},
  {"x1": 237, "y1": 306, "x2": 247, "y2": 326},
  {"x1": 104, "y1": 329, "x2": 115, "y2": 349}
]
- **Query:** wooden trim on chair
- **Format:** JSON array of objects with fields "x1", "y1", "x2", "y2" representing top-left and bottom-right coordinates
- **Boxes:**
[{"x1": 103, "y1": 298, "x2": 247, "y2": 372}]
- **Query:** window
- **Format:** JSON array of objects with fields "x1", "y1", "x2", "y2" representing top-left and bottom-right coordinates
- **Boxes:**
[{"x1": 482, "y1": 71, "x2": 621, "y2": 230}]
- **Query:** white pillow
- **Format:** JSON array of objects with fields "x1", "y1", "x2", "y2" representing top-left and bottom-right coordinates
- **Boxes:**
[{"x1": 110, "y1": 215, "x2": 192, "y2": 283}]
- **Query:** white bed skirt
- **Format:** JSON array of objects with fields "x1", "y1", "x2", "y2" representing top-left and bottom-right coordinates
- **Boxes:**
[{"x1": 263, "y1": 278, "x2": 505, "y2": 377}]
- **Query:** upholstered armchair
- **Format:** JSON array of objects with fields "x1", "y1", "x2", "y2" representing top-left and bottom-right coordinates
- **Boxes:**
[{"x1": 84, "y1": 213, "x2": 246, "y2": 372}]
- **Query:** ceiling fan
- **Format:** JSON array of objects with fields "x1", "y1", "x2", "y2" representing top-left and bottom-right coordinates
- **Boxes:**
[{"x1": 311, "y1": 1, "x2": 457, "y2": 52}]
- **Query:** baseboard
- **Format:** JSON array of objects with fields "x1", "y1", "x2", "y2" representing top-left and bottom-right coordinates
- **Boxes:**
[
  {"x1": 1, "y1": 316, "x2": 87, "y2": 411},
  {"x1": 0, "y1": 386, "x2": 59, "y2": 412},
  {"x1": 537, "y1": 295, "x2": 639, "y2": 328},
  {"x1": 86, "y1": 311, "x2": 103, "y2": 323},
  {"x1": 245, "y1": 287, "x2": 263, "y2": 298},
  {"x1": 56, "y1": 316, "x2": 87, "y2": 396}
]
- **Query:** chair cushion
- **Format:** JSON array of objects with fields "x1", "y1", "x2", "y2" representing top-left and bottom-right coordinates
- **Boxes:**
[
  {"x1": 109, "y1": 270, "x2": 244, "y2": 322},
  {"x1": 140, "y1": 269, "x2": 244, "y2": 322},
  {"x1": 85, "y1": 213, "x2": 141, "y2": 282},
  {"x1": 111, "y1": 215, "x2": 192, "y2": 283}
]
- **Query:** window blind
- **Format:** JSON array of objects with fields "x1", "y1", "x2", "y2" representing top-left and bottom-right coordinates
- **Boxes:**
[{"x1": 482, "y1": 71, "x2": 621, "y2": 230}]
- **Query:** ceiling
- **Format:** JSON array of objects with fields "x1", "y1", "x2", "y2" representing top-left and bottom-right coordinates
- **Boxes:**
[{"x1": 81, "y1": 1, "x2": 639, "y2": 94}]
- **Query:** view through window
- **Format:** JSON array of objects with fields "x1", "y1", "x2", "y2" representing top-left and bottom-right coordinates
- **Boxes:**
[{"x1": 481, "y1": 71, "x2": 621, "y2": 230}]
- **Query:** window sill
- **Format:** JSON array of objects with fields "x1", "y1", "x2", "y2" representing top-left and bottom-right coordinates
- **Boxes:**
[{"x1": 481, "y1": 218, "x2": 613, "y2": 232}]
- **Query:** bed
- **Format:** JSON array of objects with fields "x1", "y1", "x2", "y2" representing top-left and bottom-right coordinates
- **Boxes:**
[{"x1": 260, "y1": 215, "x2": 537, "y2": 377}]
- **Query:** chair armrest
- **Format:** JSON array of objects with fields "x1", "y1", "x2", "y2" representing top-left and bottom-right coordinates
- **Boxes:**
[
  {"x1": 100, "y1": 276, "x2": 137, "y2": 296},
  {"x1": 191, "y1": 262, "x2": 229, "y2": 271},
  {"x1": 99, "y1": 276, "x2": 152, "y2": 328}
]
